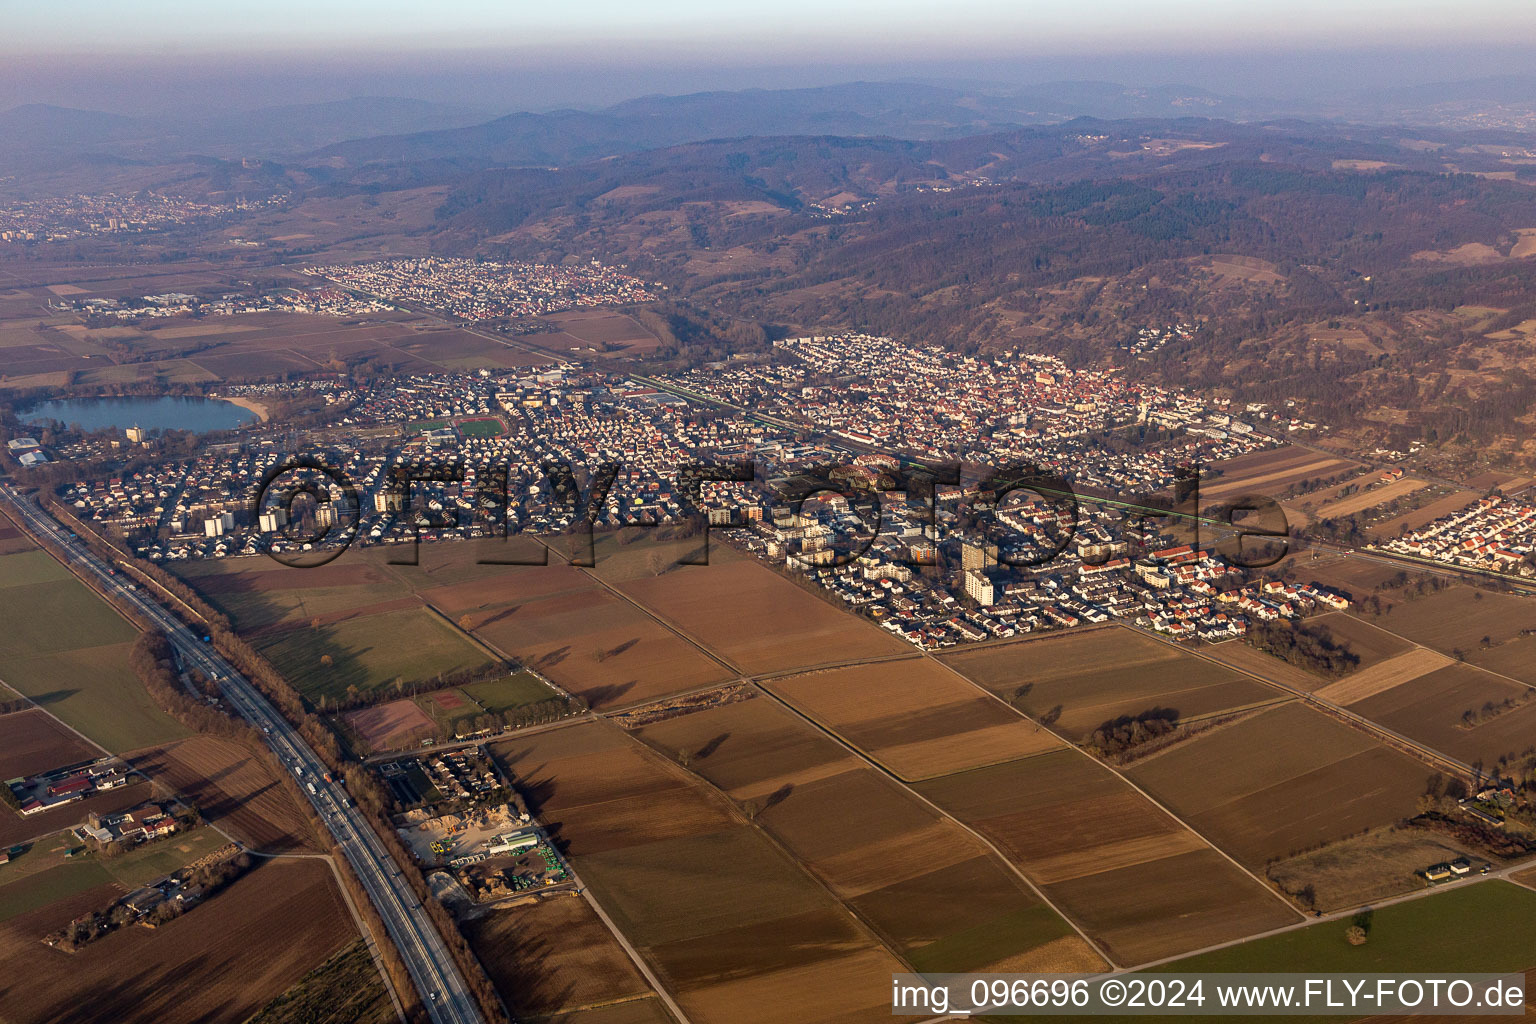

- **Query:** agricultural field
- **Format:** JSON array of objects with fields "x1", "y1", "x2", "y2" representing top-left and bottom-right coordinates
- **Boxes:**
[
  {"x1": 0, "y1": 306, "x2": 548, "y2": 389},
  {"x1": 176, "y1": 555, "x2": 411, "y2": 632},
  {"x1": 1155, "y1": 880, "x2": 1536, "y2": 975},
  {"x1": 762, "y1": 659, "x2": 1063, "y2": 780},
  {"x1": 1313, "y1": 647, "x2": 1455, "y2": 705},
  {"x1": 467, "y1": 895, "x2": 657, "y2": 1019},
  {"x1": 533, "y1": 1001, "x2": 676, "y2": 1024},
  {"x1": 130, "y1": 735, "x2": 317, "y2": 851},
  {"x1": 1367, "y1": 586, "x2": 1536, "y2": 679},
  {"x1": 1304, "y1": 612, "x2": 1415, "y2": 673},
  {"x1": 635, "y1": 695, "x2": 1102, "y2": 973},
  {"x1": 0, "y1": 857, "x2": 358, "y2": 1024},
  {"x1": 939, "y1": 628, "x2": 1282, "y2": 741},
  {"x1": 619, "y1": 555, "x2": 907, "y2": 675},
  {"x1": 1291, "y1": 553, "x2": 1423, "y2": 600},
  {"x1": 253, "y1": 607, "x2": 494, "y2": 702},
  {"x1": 246, "y1": 941, "x2": 397, "y2": 1024},
  {"x1": 1307, "y1": 476, "x2": 1429, "y2": 520},
  {"x1": 1346, "y1": 662, "x2": 1536, "y2": 767},
  {"x1": 184, "y1": 548, "x2": 606, "y2": 705},
  {"x1": 0, "y1": 859, "x2": 116, "y2": 925},
  {"x1": 0, "y1": 522, "x2": 33, "y2": 555},
  {"x1": 1125, "y1": 703, "x2": 1431, "y2": 869},
  {"x1": 0, "y1": 545, "x2": 186, "y2": 752},
  {"x1": 1368, "y1": 489, "x2": 1482, "y2": 539},
  {"x1": 537, "y1": 310, "x2": 662, "y2": 356},
  {"x1": 1192, "y1": 639, "x2": 1332, "y2": 693},
  {"x1": 914, "y1": 749, "x2": 1299, "y2": 965},
  {"x1": 1284, "y1": 475, "x2": 1429, "y2": 528},
  {"x1": 490, "y1": 722, "x2": 912, "y2": 1024},
  {"x1": 460, "y1": 582, "x2": 732, "y2": 710},
  {"x1": 1199, "y1": 446, "x2": 1364, "y2": 504},
  {"x1": 0, "y1": 709, "x2": 97, "y2": 780}
]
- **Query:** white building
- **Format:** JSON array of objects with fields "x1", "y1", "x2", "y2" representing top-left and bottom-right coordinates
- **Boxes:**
[{"x1": 964, "y1": 569, "x2": 996, "y2": 606}]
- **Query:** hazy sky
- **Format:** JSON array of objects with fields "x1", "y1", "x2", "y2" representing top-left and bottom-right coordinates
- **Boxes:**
[
  {"x1": 11, "y1": 1, "x2": 1534, "y2": 55},
  {"x1": 5, "y1": 2, "x2": 1536, "y2": 114}
]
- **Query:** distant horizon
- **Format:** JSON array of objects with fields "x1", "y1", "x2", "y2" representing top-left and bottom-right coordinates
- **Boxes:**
[{"x1": 7, "y1": 43, "x2": 1536, "y2": 119}]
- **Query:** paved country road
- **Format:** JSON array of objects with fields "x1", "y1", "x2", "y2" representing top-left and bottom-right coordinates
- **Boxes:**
[{"x1": 0, "y1": 483, "x2": 487, "y2": 1024}]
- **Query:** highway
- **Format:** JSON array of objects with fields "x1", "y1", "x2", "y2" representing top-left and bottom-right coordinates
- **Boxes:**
[{"x1": 0, "y1": 484, "x2": 486, "y2": 1024}]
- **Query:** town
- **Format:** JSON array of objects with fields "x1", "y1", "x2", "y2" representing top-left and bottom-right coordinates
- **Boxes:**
[
  {"x1": 25, "y1": 330, "x2": 1368, "y2": 649},
  {"x1": 301, "y1": 258, "x2": 659, "y2": 320}
]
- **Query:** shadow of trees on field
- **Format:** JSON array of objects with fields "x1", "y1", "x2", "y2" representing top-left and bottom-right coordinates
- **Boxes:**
[
  {"x1": 27, "y1": 689, "x2": 79, "y2": 707},
  {"x1": 580, "y1": 680, "x2": 637, "y2": 709},
  {"x1": 598, "y1": 637, "x2": 640, "y2": 660},
  {"x1": 696, "y1": 733, "x2": 730, "y2": 759},
  {"x1": 536, "y1": 646, "x2": 570, "y2": 669},
  {"x1": 475, "y1": 604, "x2": 522, "y2": 631}
]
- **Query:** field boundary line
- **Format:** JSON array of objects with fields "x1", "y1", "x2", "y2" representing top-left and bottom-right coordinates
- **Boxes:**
[
  {"x1": 749, "y1": 682, "x2": 1120, "y2": 970},
  {"x1": 251, "y1": 849, "x2": 409, "y2": 1024},
  {"x1": 596, "y1": 715, "x2": 930, "y2": 981},
  {"x1": 1346, "y1": 612, "x2": 1536, "y2": 695},
  {"x1": 915, "y1": 624, "x2": 1306, "y2": 923},
  {"x1": 753, "y1": 673, "x2": 1062, "y2": 785},
  {"x1": 1149, "y1": 625, "x2": 1479, "y2": 781},
  {"x1": 0, "y1": 672, "x2": 116, "y2": 761}
]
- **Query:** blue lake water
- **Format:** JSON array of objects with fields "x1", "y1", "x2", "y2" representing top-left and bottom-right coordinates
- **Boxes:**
[{"x1": 19, "y1": 396, "x2": 259, "y2": 434}]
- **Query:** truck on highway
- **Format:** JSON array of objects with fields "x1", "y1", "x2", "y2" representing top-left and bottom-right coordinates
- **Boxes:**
[
  {"x1": 307, "y1": 781, "x2": 317, "y2": 795},
  {"x1": 293, "y1": 765, "x2": 304, "y2": 777}
]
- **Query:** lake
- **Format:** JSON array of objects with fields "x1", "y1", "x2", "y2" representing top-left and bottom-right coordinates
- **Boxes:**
[{"x1": 19, "y1": 396, "x2": 260, "y2": 435}]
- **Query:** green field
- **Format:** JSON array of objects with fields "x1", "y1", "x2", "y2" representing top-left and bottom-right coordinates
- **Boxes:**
[
  {"x1": 1156, "y1": 881, "x2": 1536, "y2": 975},
  {"x1": 457, "y1": 418, "x2": 505, "y2": 438},
  {"x1": 0, "y1": 576, "x2": 138, "y2": 655},
  {"x1": 1008, "y1": 882, "x2": 1536, "y2": 1024},
  {"x1": 255, "y1": 607, "x2": 495, "y2": 702},
  {"x1": 0, "y1": 549, "x2": 73, "y2": 587},
  {"x1": 407, "y1": 419, "x2": 449, "y2": 434},
  {"x1": 907, "y1": 904, "x2": 1079, "y2": 975},
  {"x1": 416, "y1": 671, "x2": 556, "y2": 735},
  {"x1": 461, "y1": 671, "x2": 556, "y2": 712},
  {"x1": 102, "y1": 826, "x2": 229, "y2": 889},
  {"x1": 0, "y1": 550, "x2": 186, "y2": 752},
  {"x1": 0, "y1": 859, "x2": 115, "y2": 924}
]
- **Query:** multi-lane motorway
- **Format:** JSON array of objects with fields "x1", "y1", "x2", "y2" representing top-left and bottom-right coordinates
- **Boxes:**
[{"x1": 0, "y1": 484, "x2": 486, "y2": 1024}]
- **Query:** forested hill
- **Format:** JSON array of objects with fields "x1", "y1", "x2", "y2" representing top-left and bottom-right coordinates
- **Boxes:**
[{"x1": 419, "y1": 117, "x2": 1536, "y2": 462}]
